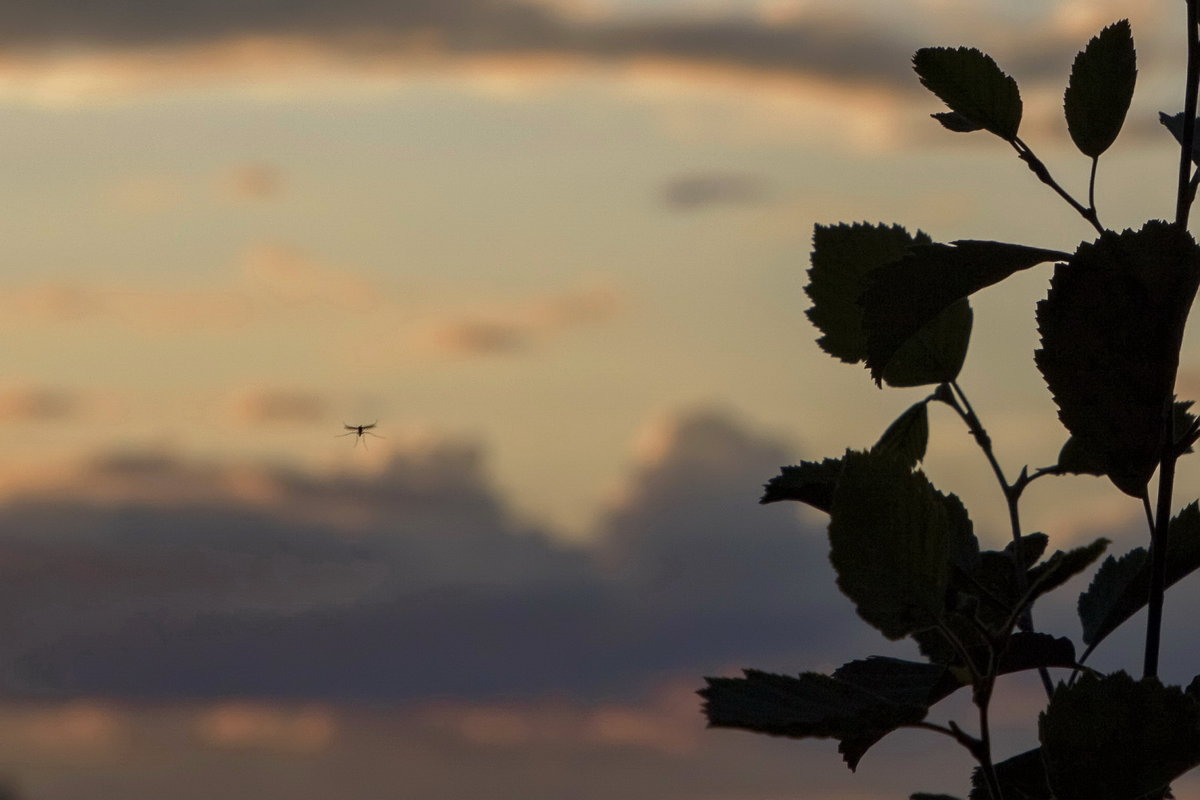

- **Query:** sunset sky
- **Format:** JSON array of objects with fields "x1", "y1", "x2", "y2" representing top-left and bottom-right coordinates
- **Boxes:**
[{"x1": 1, "y1": 1, "x2": 1200, "y2": 798}]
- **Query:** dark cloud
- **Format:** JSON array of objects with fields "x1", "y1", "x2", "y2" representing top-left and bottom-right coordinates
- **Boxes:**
[
  {"x1": 660, "y1": 173, "x2": 768, "y2": 210},
  {"x1": 0, "y1": 409, "x2": 866, "y2": 702}
]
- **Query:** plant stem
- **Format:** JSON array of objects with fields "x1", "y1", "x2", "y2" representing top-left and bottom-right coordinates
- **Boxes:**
[
  {"x1": 1144, "y1": 424, "x2": 1177, "y2": 679},
  {"x1": 946, "y1": 382, "x2": 1054, "y2": 697},
  {"x1": 976, "y1": 689, "x2": 1004, "y2": 800},
  {"x1": 1176, "y1": 0, "x2": 1200, "y2": 228},
  {"x1": 1010, "y1": 138, "x2": 1104, "y2": 235}
]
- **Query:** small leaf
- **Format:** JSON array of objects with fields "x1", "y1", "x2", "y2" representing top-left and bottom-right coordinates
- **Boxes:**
[
  {"x1": 1159, "y1": 111, "x2": 1200, "y2": 167},
  {"x1": 1025, "y1": 538, "x2": 1109, "y2": 604},
  {"x1": 829, "y1": 450, "x2": 978, "y2": 639},
  {"x1": 1064, "y1": 20, "x2": 1137, "y2": 158},
  {"x1": 861, "y1": 240, "x2": 1066, "y2": 381},
  {"x1": 1175, "y1": 398, "x2": 1197, "y2": 454},
  {"x1": 1078, "y1": 502, "x2": 1200, "y2": 649},
  {"x1": 879, "y1": 299, "x2": 973, "y2": 387},
  {"x1": 913, "y1": 47, "x2": 1022, "y2": 140},
  {"x1": 1005, "y1": 531, "x2": 1050, "y2": 570},
  {"x1": 760, "y1": 458, "x2": 844, "y2": 511},
  {"x1": 1035, "y1": 221, "x2": 1200, "y2": 496},
  {"x1": 872, "y1": 401, "x2": 930, "y2": 468},
  {"x1": 931, "y1": 111, "x2": 982, "y2": 132},
  {"x1": 1040, "y1": 672, "x2": 1200, "y2": 800},
  {"x1": 970, "y1": 748, "x2": 1052, "y2": 800}
]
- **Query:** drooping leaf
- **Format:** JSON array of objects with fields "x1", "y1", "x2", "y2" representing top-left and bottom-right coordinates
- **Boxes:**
[
  {"x1": 807, "y1": 223, "x2": 970, "y2": 386},
  {"x1": 931, "y1": 111, "x2": 982, "y2": 132},
  {"x1": 880, "y1": 299, "x2": 973, "y2": 387},
  {"x1": 1064, "y1": 20, "x2": 1137, "y2": 158},
  {"x1": 861, "y1": 240, "x2": 1066, "y2": 380},
  {"x1": 871, "y1": 401, "x2": 930, "y2": 468},
  {"x1": 1024, "y1": 538, "x2": 1109, "y2": 605},
  {"x1": 829, "y1": 450, "x2": 978, "y2": 640},
  {"x1": 970, "y1": 748, "x2": 1052, "y2": 800},
  {"x1": 1035, "y1": 221, "x2": 1200, "y2": 496},
  {"x1": 698, "y1": 668, "x2": 928, "y2": 748},
  {"x1": 1159, "y1": 111, "x2": 1200, "y2": 167},
  {"x1": 913, "y1": 47, "x2": 1022, "y2": 140},
  {"x1": 1005, "y1": 531, "x2": 1050, "y2": 570},
  {"x1": 1078, "y1": 502, "x2": 1200, "y2": 649},
  {"x1": 760, "y1": 457, "x2": 844, "y2": 511},
  {"x1": 1040, "y1": 672, "x2": 1200, "y2": 800}
]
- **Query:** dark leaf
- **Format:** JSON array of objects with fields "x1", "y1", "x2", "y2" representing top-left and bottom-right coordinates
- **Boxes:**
[
  {"x1": 1056, "y1": 434, "x2": 1108, "y2": 476},
  {"x1": 698, "y1": 668, "x2": 927, "y2": 747},
  {"x1": 995, "y1": 632, "x2": 1078, "y2": 675},
  {"x1": 829, "y1": 450, "x2": 978, "y2": 639},
  {"x1": 1064, "y1": 20, "x2": 1137, "y2": 158},
  {"x1": 807, "y1": 223, "x2": 969, "y2": 386},
  {"x1": 1035, "y1": 221, "x2": 1200, "y2": 496},
  {"x1": 1175, "y1": 398, "x2": 1197, "y2": 454},
  {"x1": 931, "y1": 111, "x2": 983, "y2": 132},
  {"x1": 970, "y1": 748, "x2": 1052, "y2": 800},
  {"x1": 1159, "y1": 111, "x2": 1200, "y2": 167},
  {"x1": 1025, "y1": 538, "x2": 1109, "y2": 605},
  {"x1": 1005, "y1": 531, "x2": 1050, "y2": 570},
  {"x1": 872, "y1": 401, "x2": 930, "y2": 467},
  {"x1": 861, "y1": 240, "x2": 1066, "y2": 382},
  {"x1": 1078, "y1": 502, "x2": 1200, "y2": 649},
  {"x1": 1040, "y1": 672, "x2": 1200, "y2": 800},
  {"x1": 913, "y1": 47, "x2": 1022, "y2": 140},
  {"x1": 760, "y1": 457, "x2": 844, "y2": 511}
]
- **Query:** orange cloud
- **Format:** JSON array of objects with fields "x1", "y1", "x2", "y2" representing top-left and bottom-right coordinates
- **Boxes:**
[
  {"x1": 227, "y1": 387, "x2": 328, "y2": 425},
  {"x1": 223, "y1": 163, "x2": 282, "y2": 200},
  {"x1": 196, "y1": 704, "x2": 336, "y2": 753}
]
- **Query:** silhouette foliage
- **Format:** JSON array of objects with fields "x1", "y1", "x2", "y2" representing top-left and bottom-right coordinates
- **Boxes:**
[{"x1": 700, "y1": 6, "x2": 1200, "y2": 799}]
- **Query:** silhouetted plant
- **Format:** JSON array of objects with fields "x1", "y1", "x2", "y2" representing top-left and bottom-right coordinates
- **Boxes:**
[{"x1": 700, "y1": 6, "x2": 1200, "y2": 799}]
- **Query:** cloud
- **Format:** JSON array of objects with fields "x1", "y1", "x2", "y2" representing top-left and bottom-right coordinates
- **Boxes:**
[
  {"x1": 0, "y1": 386, "x2": 83, "y2": 422},
  {"x1": 222, "y1": 163, "x2": 282, "y2": 201},
  {"x1": 416, "y1": 284, "x2": 621, "y2": 358},
  {"x1": 659, "y1": 172, "x2": 768, "y2": 209},
  {"x1": 227, "y1": 387, "x2": 328, "y2": 425},
  {"x1": 0, "y1": 407, "x2": 864, "y2": 703}
]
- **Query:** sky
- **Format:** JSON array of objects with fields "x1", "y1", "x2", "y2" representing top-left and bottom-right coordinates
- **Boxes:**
[{"x1": 1, "y1": 0, "x2": 1200, "y2": 798}]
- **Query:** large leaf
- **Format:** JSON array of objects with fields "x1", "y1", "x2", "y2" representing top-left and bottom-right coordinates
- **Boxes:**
[
  {"x1": 1035, "y1": 221, "x2": 1200, "y2": 496},
  {"x1": 1064, "y1": 20, "x2": 1137, "y2": 158},
  {"x1": 698, "y1": 668, "x2": 928, "y2": 750},
  {"x1": 1040, "y1": 672, "x2": 1200, "y2": 800},
  {"x1": 807, "y1": 223, "x2": 971, "y2": 386},
  {"x1": 1078, "y1": 502, "x2": 1200, "y2": 650},
  {"x1": 829, "y1": 450, "x2": 978, "y2": 639},
  {"x1": 861, "y1": 241, "x2": 1067, "y2": 381},
  {"x1": 1024, "y1": 538, "x2": 1110, "y2": 605},
  {"x1": 871, "y1": 401, "x2": 930, "y2": 468},
  {"x1": 760, "y1": 457, "x2": 844, "y2": 511},
  {"x1": 913, "y1": 47, "x2": 1022, "y2": 140}
]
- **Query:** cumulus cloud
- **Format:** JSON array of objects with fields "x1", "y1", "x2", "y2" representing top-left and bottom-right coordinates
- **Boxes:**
[{"x1": 0, "y1": 407, "x2": 862, "y2": 703}]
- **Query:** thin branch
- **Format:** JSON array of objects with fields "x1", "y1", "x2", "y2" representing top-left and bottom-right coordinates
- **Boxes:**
[
  {"x1": 1010, "y1": 138, "x2": 1104, "y2": 235},
  {"x1": 1176, "y1": 0, "x2": 1200, "y2": 228},
  {"x1": 1088, "y1": 155, "x2": 1101, "y2": 228}
]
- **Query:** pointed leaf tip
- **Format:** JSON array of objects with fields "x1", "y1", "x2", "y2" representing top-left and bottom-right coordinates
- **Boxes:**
[{"x1": 1064, "y1": 19, "x2": 1136, "y2": 158}]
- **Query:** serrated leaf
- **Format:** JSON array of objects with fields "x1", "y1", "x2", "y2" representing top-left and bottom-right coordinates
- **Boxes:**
[
  {"x1": 1005, "y1": 531, "x2": 1050, "y2": 570},
  {"x1": 1159, "y1": 111, "x2": 1200, "y2": 167},
  {"x1": 970, "y1": 748, "x2": 1052, "y2": 800},
  {"x1": 1040, "y1": 672, "x2": 1200, "y2": 800},
  {"x1": 698, "y1": 668, "x2": 928, "y2": 745},
  {"x1": 1064, "y1": 20, "x2": 1137, "y2": 158},
  {"x1": 1176, "y1": 398, "x2": 1197, "y2": 454},
  {"x1": 807, "y1": 223, "x2": 928, "y2": 364},
  {"x1": 1025, "y1": 538, "x2": 1109, "y2": 604},
  {"x1": 1078, "y1": 502, "x2": 1200, "y2": 649},
  {"x1": 861, "y1": 240, "x2": 1066, "y2": 381},
  {"x1": 871, "y1": 401, "x2": 929, "y2": 467},
  {"x1": 807, "y1": 223, "x2": 969, "y2": 386},
  {"x1": 931, "y1": 111, "x2": 982, "y2": 132},
  {"x1": 913, "y1": 47, "x2": 1022, "y2": 140},
  {"x1": 760, "y1": 457, "x2": 844, "y2": 511},
  {"x1": 1035, "y1": 221, "x2": 1200, "y2": 496},
  {"x1": 829, "y1": 450, "x2": 978, "y2": 639}
]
